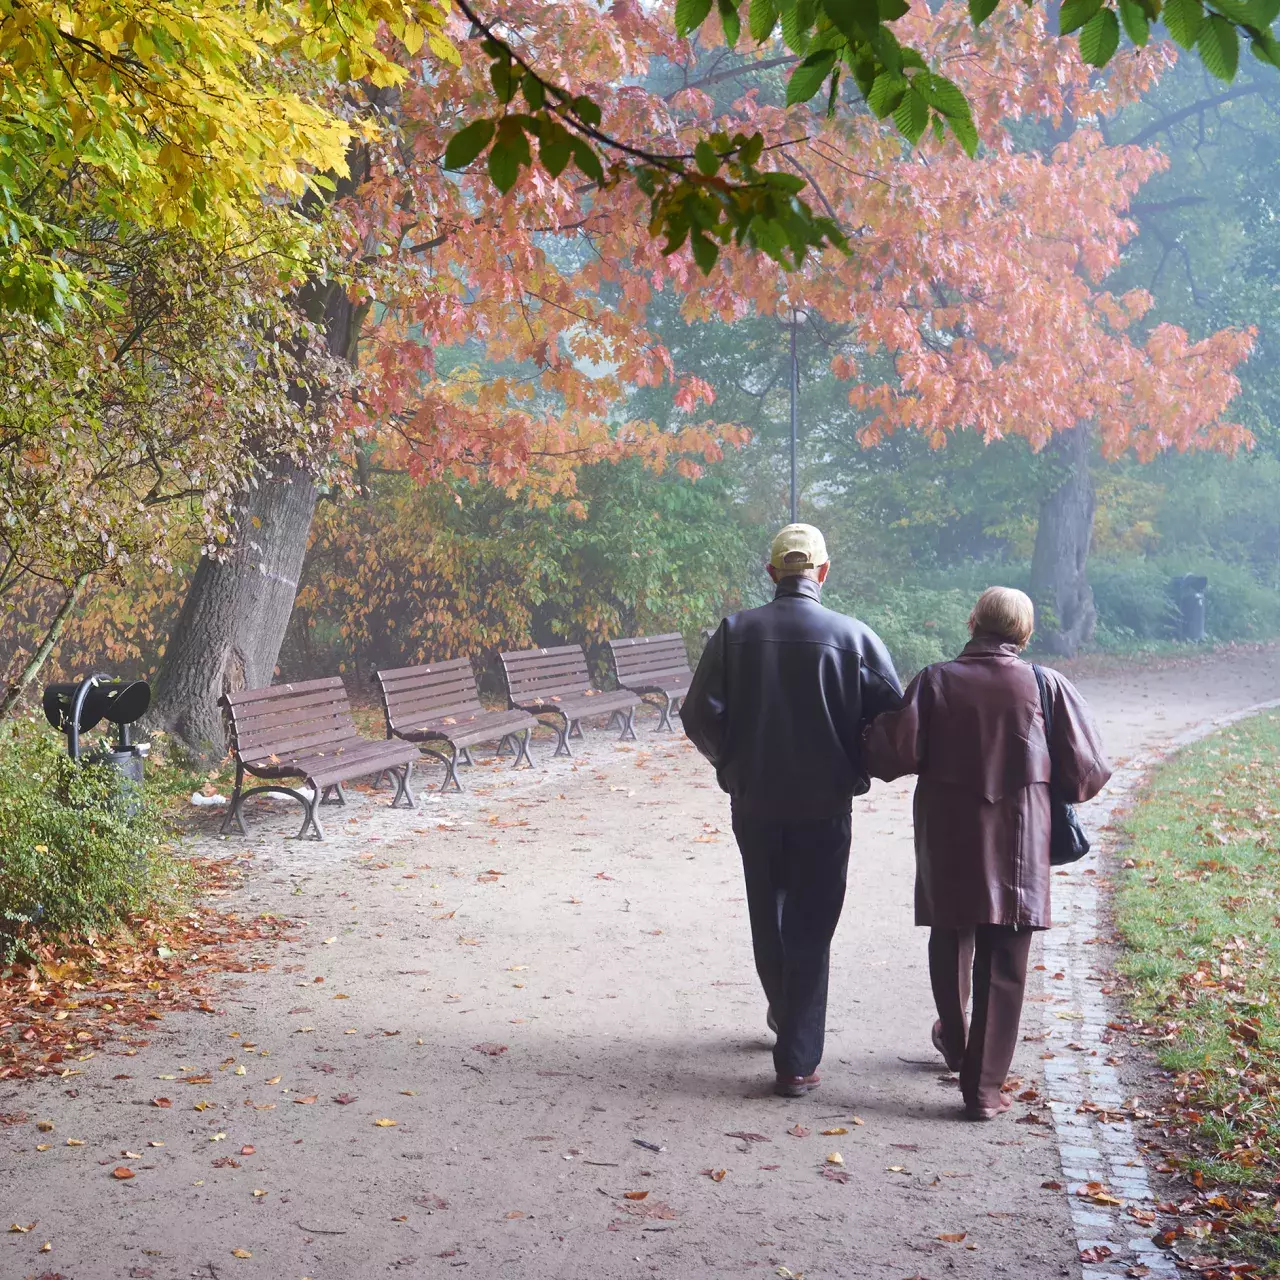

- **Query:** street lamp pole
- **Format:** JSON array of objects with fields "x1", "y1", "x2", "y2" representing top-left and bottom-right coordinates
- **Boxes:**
[{"x1": 789, "y1": 309, "x2": 799, "y2": 523}]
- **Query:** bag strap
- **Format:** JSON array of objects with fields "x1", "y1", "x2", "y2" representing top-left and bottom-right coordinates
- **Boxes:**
[{"x1": 1031, "y1": 662, "x2": 1054, "y2": 770}]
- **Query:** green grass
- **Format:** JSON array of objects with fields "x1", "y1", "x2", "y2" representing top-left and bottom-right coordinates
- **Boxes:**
[{"x1": 1115, "y1": 710, "x2": 1280, "y2": 1267}]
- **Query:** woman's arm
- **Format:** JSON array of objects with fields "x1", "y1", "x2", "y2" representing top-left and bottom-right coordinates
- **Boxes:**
[
  {"x1": 863, "y1": 667, "x2": 931, "y2": 781},
  {"x1": 1047, "y1": 672, "x2": 1113, "y2": 803}
]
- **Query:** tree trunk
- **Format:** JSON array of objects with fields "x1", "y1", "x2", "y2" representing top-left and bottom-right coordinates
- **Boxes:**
[
  {"x1": 1029, "y1": 423, "x2": 1097, "y2": 657},
  {"x1": 148, "y1": 275, "x2": 368, "y2": 760},
  {"x1": 146, "y1": 461, "x2": 320, "y2": 759},
  {"x1": 0, "y1": 572, "x2": 91, "y2": 725}
]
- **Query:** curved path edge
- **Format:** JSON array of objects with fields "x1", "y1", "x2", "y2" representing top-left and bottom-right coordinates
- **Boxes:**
[{"x1": 1044, "y1": 696, "x2": 1280, "y2": 1280}]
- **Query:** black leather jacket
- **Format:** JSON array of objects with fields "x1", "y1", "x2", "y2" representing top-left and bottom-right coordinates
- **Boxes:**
[{"x1": 681, "y1": 577, "x2": 904, "y2": 817}]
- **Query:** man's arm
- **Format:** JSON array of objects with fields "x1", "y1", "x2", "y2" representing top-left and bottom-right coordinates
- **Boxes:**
[
  {"x1": 679, "y1": 621, "x2": 728, "y2": 766},
  {"x1": 859, "y1": 630, "x2": 905, "y2": 723}
]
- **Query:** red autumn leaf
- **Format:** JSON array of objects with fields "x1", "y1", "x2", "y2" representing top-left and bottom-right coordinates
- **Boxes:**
[
  {"x1": 111, "y1": 1166, "x2": 136, "y2": 1180},
  {"x1": 333, "y1": 1094, "x2": 358, "y2": 1105},
  {"x1": 787, "y1": 1123, "x2": 811, "y2": 1138},
  {"x1": 150, "y1": 1097, "x2": 171, "y2": 1108}
]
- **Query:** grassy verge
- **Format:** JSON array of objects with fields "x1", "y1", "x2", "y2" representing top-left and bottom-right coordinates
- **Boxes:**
[{"x1": 1115, "y1": 709, "x2": 1280, "y2": 1272}]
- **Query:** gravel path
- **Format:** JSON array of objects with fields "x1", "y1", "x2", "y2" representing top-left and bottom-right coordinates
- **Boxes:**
[{"x1": 3, "y1": 645, "x2": 1279, "y2": 1280}]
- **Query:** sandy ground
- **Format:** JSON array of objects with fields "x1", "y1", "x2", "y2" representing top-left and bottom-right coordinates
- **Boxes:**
[{"x1": 4, "y1": 645, "x2": 1280, "y2": 1280}]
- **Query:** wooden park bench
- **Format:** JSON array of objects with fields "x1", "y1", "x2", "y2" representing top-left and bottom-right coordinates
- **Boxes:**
[
  {"x1": 499, "y1": 644, "x2": 640, "y2": 757},
  {"x1": 374, "y1": 657, "x2": 538, "y2": 792},
  {"x1": 607, "y1": 633, "x2": 694, "y2": 732},
  {"x1": 220, "y1": 677, "x2": 417, "y2": 840}
]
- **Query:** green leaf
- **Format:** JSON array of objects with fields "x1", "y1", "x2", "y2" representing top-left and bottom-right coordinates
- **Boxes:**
[
  {"x1": 537, "y1": 136, "x2": 568, "y2": 177},
  {"x1": 444, "y1": 118, "x2": 495, "y2": 170},
  {"x1": 867, "y1": 69, "x2": 908, "y2": 116},
  {"x1": 892, "y1": 85, "x2": 929, "y2": 143},
  {"x1": 571, "y1": 96, "x2": 603, "y2": 127},
  {"x1": 488, "y1": 141, "x2": 520, "y2": 193},
  {"x1": 1198, "y1": 12, "x2": 1240, "y2": 76},
  {"x1": 878, "y1": 0, "x2": 910, "y2": 17},
  {"x1": 689, "y1": 228, "x2": 720, "y2": 272},
  {"x1": 521, "y1": 73, "x2": 545, "y2": 110},
  {"x1": 920, "y1": 71, "x2": 972, "y2": 120},
  {"x1": 570, "y1": 138, "x2": 605, "y2": 184},
  {"x1": 780, "y1": 0, "x2": 816, "y2": 51},
  {"x1": 1059, "y1": 0, "x2": 1102, "y2": 34},
  {"x1": 1078, "y1": 7, "x2": 1121, "y2": 63},
  {"x1": 947, "y1": 111, "x2": 979, "y2": 156},
  {"x1": 675, "y1": 0, "x2": 715, "y2": 35},
  {"x1": 760, "y1": 170, "x2": 808, "y2": 192},
  {"x1": 786, "y1": 47, "x2": 838, "y2": 103},
  {"x1": 1118, "y1": 0, "x2": 1150, "y2": 43},
  {"x1": 826, "y1": 65, "x2": 842, "y2": 114},
  {"x1": 718, "y1": 0, "x2": 742, "y2": 43},
  {"x1": 822, "y1": 0, "x2": 881, "y2": 38},
  {"x1": 489, "y1": 57, "x2": 518, "y2": 104},
  {"x1": 695, "y1": 140, "x2": 721, "y2": 176},
  {"x1": 1251, "y1": 30, "x2": 1280, "y2": 65},
  {"x1": 749, "y1": 0, "x2": 780, "y2": 39},
  {"x1": 1163, "y1": 0, "x2": 1204, "y2": 46},
  {"x1": 969, "y1": 0, "x2": 1000, "y2": 23}
]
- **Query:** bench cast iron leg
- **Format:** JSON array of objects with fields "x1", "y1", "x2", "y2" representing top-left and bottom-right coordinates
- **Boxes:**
[
  {"x1": 655, "y1": 694, "x2": 675, "y2": 733},
  {"x1": 510, "y1": 728, "x2": 533, "y2": 770},
  {"x1": 494, "y1": 736, "x2": 511, "y2": 757},
  {"x1": 568, "y1": 719, "x2": 584, "y2": 741},
  {"x1": 220, "y1": 764, "x2": 247, "y2": 836},
  {"x1": 391, "y1": 761, "x2": 417, "y2": 809},
  {"x1": 321, "y1": 783, "x2": 346, "y2": 806},
  {"x1": 423, "y1": 747, "x2": 462, "y2": 794},
  {"x1": 617, "y1": 707, "x2": 638, "y2": 742},
  {"x1": 297, "y1": 786, "x2": 325, "y2": 840},
  {"x1": 544, "y1": 712, "x2": 571, "y2": 758},
  {"x1": 459, "y1": 746, "x2": 475, "y2": 767}
]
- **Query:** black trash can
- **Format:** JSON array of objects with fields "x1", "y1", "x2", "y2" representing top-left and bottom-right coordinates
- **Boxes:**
[{"x1": 1169, "y1": 575, "x2": 1208, "y2": 642}]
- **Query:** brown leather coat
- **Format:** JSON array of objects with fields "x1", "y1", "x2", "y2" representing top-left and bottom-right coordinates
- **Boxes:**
[{"x1": 863, "y1": 636, "x2": 1112, "y2": 930}]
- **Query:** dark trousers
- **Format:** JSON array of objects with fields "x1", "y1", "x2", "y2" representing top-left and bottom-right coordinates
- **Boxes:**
[
  {"x1": 928, "y1": 924, "x2": 1034, "y2": 1110},
  {"x1": 731, "y1": 806, "x2": 851, "y2": 1077}
]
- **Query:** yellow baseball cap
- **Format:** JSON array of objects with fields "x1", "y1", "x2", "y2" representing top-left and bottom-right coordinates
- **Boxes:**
[{"x1": 770, "y1": 523, "x2": 829, "y2": 575}]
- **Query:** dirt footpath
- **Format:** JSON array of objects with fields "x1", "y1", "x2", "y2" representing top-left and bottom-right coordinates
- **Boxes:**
[{"x1": 3, "y1": 646, "x2": 1279, "y2": 1280}]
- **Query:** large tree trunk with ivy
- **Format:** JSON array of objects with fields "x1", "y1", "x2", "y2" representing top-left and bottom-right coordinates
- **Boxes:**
[
  {"x1": 1029, "y1": 423, "x2": 1097, "y2": 658},
  {"x1": 148, "y1": 280, "x2": 365, "y2": 761}
]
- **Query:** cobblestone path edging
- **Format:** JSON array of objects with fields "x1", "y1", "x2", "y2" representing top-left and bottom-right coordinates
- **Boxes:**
[{"x1": 1044, "y1": 698, "x2": 1280, "y2": 1280}]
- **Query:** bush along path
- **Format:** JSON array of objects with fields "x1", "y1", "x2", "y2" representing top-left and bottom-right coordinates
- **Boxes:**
[
  {"x1": 1, "y1": 649, "x2": 1279, "y2": 1279},
  {"x1": 1109, "y1": 706, "x2": 1280, "y2": 1276}
]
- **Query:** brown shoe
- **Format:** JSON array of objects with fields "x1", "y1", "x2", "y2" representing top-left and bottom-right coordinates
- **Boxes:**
[
  {"x1": 931, "y1": 1019, "x2": 962, "y2": 1073},
  {"x1": 774, "y1": 1071, "x2": 820, "y2": 1098},
  {"x1": 963, "y1": 1095, "x2": 1012, "y2": 1121}
]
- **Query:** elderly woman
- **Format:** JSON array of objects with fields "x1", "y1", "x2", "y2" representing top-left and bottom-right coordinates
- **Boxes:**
[{"x1": 864, "y1": 587, "x2": 1111, "y2": 1120}]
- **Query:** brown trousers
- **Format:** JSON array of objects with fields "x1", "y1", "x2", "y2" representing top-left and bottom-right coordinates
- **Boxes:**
[{"x1": 928, "y1": 925, "x2": 1034, "y2": 1110}]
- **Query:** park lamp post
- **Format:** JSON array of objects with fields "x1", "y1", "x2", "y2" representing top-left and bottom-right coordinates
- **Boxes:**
[{"x1": 785, "y1": 305, "x2": 805, "y2": 525}]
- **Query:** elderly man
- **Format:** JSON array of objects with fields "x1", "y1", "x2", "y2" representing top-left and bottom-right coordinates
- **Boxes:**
[{"x1": 681, "y1": 524, "x2": 903, "y2": 1096}]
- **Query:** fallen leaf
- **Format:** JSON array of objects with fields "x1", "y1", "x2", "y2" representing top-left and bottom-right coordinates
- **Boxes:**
[
  {"x1": 231, "y1": 1248, "x2": 252, "y2": 1259},
  {"x1": 8, "y1": 1223, "x2": 35, "y2": 1233},
  {"x1": 826, "y1": 1152, "x2": 844, "y2": 1165},
  {"x1": 111, "y1": 1167, "x2": 135, "y2": 1180},
  {"x1": 294, "y1": 1095, "x2": 318, "y2": 1105},
  {"x1": 725, "y1": 1131, "x2": 771, "y2": 1143},
  {"x1": 1041, "y1": 1180, "x2": 1063, "y2": 1190},
  {"x1": 150, "y1": 1098, "x2": 171, "y2": 1109},
  {"x1": 240, "y1": 1145, "x2": 255, "y2": 1155},
  {"x1": 65, "y1": 1138, "x2": 84, "y2": 1146},
  {"x1": 265, "y1": 1075, "x2": 281, "y2": 1085},
  {"x1": 253, "y1": 1189, "x2": 267, "y2": 1198},
  {"x1": 1080, "y1": 1246, "x2": 1114, "y2": 1263},
  {"x1": 333, "y1": 1094, "x2": 358, "y2": 1105},
  {"x1": 504, "y1": 1210, "x2": 526, "y2": 1219},
  {"x1": 820, "y1": 1127, "x2": 848, "y2": 1136},
  {"x1": 700, "y1": 1168, "x2": 727, "y2": 1182},
  {"x1": 624, "y1": 1191, "x2": 649, "y2": 1201},
  {"x1": 374, "y1": 1118, "x2": 397, "y2": 1127},
  {"x1": 471, "y1": 1043, "x2": 508, "y2": 1056},
  {"x1": 820, "y1": 1166, "x2": 849, "y2": 1183},
  {"x1": 938, "y1": 1232, "x2": 967, "y2": 1243},
  {"x1": 787, "y1": 1123, "x2": 811, "y2": 1138}
]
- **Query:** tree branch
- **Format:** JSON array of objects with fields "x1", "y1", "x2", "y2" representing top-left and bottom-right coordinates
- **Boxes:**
[{"x1": 1124, "y1": 84, "x2": 1277, "y2": 147}]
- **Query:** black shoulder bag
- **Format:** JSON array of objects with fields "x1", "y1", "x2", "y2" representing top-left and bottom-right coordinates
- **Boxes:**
[{"x1": 1031, "y1": 663, "x2": 1090, "y2": 866}]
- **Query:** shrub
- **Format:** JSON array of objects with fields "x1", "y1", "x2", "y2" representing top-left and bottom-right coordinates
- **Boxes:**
[
  {"x1": 0, "y1": 723, "x2": 186, "y2": 956},
  {"x1": 829, "y1": 582, "x2": 975, "y2": 679}
]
